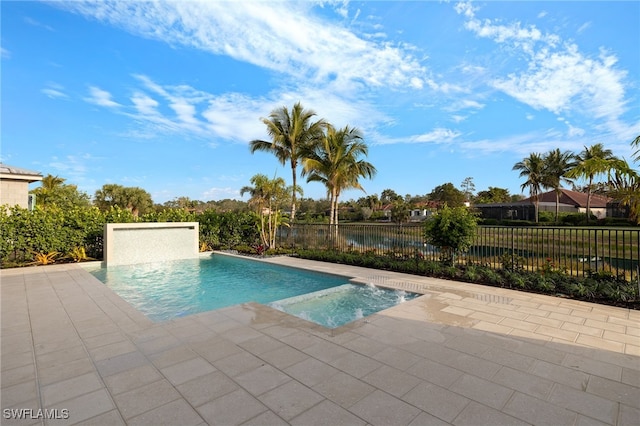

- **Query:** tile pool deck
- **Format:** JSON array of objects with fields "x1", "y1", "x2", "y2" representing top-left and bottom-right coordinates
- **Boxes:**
[{"x1": 1, "y1": 254, "x2": 639, "y2": 425}]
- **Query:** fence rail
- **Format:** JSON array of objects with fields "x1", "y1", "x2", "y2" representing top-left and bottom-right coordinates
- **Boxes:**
[{"x1": 278, "y1": 224, "x2": 640, "y2": 282}]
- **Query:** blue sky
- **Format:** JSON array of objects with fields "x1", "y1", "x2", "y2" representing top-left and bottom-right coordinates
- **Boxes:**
[{"x1": 2, "y1": 1, "x2": 639, "y2": 204}]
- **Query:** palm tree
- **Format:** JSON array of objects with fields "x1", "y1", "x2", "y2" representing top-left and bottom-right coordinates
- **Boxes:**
[
  {"x1": 513, "y1": 153, "x2": 545, "y2": 222},
  {"x1": 240, "y1": 174, "x2": 295, "y2": 248},
  {"x1": 40, "y1": 174, "x2": 65, "y2": 191},
  {"x1": 302, "y1": 125, "x2": 376, "y2": 230},
  {"x1": 607, "y1": 160, "x2": 640, "y2": 225},
  {"x1": 542, "y1": 149, "x2": 576, "y2": 222},
  {"x1": 249, "y1": 102, "x2": 325, "y2": 221},
  {"x1": 567, "y1": 144, "x2": 620, "y2": 222},
  {"x1": 632, "y1": 135, "x2": 640, "y2": 163}
]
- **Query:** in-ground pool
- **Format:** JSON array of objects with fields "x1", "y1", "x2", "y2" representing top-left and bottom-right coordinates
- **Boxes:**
[
  {"x1": 88, "y1": 254, "x2": 418, "y2": 327},
  {"x1": 269, "y1": 283, "x2": 419, "y2": 328}
]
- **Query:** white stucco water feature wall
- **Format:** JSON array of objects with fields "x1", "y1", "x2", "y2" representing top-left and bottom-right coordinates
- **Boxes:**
[{"x1": 104, "y1": 222, "x2": 199, "y2": 266}]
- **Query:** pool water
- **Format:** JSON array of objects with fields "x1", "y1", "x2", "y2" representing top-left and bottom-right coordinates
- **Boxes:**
[
  {"x1": 88, "y1": 254, "x2": 418, "y2": 326},
  {"x1": 269, "y1": 283, "x2": 419, "y2": 328}
]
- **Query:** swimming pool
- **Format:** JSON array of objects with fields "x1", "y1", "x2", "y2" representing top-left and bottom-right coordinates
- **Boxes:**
[
  {"x1": 88, "y1": 254, "x2": 418, "y2": 327},
  {"x1": 269, "y1": 283, "x2": 419, "y2": 328}
]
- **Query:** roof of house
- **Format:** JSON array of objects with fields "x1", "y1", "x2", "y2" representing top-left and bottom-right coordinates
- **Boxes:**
[
  {"x1": 0, "y1": 163, "x2": 43, "y2": 182},
  {"x1": 519, "y1": 188, "x2": 611, "y2": 208}
]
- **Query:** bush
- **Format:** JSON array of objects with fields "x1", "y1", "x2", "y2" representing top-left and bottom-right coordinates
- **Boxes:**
[
  {"x1": 0, "y1": 205, "x2": 260, "y2": 267},
  {"x1": 538, "y1": 211, "x2": 554, "y2": 222},
  {"x1": 424, "y1": 206, "x2": 478, "y2": 265}
]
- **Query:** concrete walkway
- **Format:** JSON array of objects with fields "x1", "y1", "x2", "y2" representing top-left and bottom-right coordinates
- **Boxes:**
[{"x1": 1, "y1": 254, "x2": 639, "y2": 425}]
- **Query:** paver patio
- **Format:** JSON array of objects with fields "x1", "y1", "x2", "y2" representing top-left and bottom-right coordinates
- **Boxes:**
[{"x1": 1, "y1": 254, "x2": 639, "y2": 425}]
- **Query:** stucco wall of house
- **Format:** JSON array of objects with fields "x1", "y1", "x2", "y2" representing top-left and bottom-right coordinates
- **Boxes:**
[{"x1": 0, "y1": 180, "x2": 30, "y2": 208}]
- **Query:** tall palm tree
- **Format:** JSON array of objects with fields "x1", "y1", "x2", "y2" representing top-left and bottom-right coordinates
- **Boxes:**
[
  {"x1": 513, "y1": 153, "x2": 545, "y2": 222},
  {"x1": 567, "y1": 143, "x2": 619, "y2": 222},
  {"x1": 249, "y1": 102, "x2": 325, "y2": 221},
  {"x1": 542, "y1": 149, "x2": 576, "y2": 222},
  {"x1": 302, "y1": 125, "x2": 376, "y2": 228}
]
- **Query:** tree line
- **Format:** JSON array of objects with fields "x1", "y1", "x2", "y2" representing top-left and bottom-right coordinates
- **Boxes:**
[
  {"x1": 514, "y1": 139, "x2": 639, "y2": 224},
  {"x1": 27, "y1": 104, "x2": 639, "y2": 226}
]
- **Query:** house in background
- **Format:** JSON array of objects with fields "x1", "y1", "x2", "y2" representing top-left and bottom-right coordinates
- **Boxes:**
[
  {"x1": 474, "y1": 188, "x2": 612, "y2": 221},
  {"x1": 409, "y1": 201, "x2": 440, "y2": 222},
  {"x1": 0, "y1": 163, "x2": 43, "y2": 209}
]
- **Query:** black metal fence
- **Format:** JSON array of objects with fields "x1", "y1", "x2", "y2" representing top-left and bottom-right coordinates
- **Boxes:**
[{"x1": 278, "y1": 223, "x2": 640, "y2": 282}]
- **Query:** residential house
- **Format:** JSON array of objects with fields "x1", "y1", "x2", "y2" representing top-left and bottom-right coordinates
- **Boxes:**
[
  {"x1": 0, "y1": 164, "x2": 43, "y2": 210},
  {"x1": 474, "y1": 188, "x2": 612, "y2": 221}
]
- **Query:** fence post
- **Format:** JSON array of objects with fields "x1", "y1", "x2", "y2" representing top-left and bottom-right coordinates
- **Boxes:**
[{"x1": 511, "y1": 227, "x2": 515, "y2": 271}]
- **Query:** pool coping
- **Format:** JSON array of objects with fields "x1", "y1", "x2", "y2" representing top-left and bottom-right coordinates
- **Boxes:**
[{"x1": 2, "y1": 254, "x2": 639, "y2": 425}]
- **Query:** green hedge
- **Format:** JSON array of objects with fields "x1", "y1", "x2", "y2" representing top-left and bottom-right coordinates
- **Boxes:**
[
  {"x1": 295, "y1": 249, "x2": 639, "y2": 307},
  {"x1": 0, "y1": 205, "x2": 260, "y2": 267}
]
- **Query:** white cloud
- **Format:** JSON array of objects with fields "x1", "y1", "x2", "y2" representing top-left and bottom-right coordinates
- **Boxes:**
[
  {"x1": 42, "y1": 83, "x2": 68, "y2": 99},
  {"x1": 24, "y1": 16, "x2": 55, "y2": 31},
  {"x1": 373, "y1": 128, "x2": 461, "y2": 145},
  {"x1": 131, "y1": 92, "x2": 159, "y2": 116},
  {"x1": 456, "y1": 1, "x2": 631, "y2": 138},
  {"x1": 202, "y1": 186, "x2": 242, "y2": 201},
  {"x1": 1, "y1": 47, "x2": 10, "y2": 59},
  {"x1": 47, "y1": 153, "x2": 97, "y2": 184},
  {"x1": 567, "y1": 124, "x2": 585, "y2": 138},
  {"x1": 85, "y1": 86, "x2": 120, "y2": 108},
  {"x1": 460, "y1": 131, "x2": 577, "y2": 156},
  {"x1": 202, "y1": 93, "x2": 269, "y2": 142},
  {"x1": 577, "y1": 22, "x2": 591, "y2": 34},
  {"x1": 58, "y1": 1, "x2": 427, "y2": 93},
  {"x1": 444, "y1": 99, "x2": 485, "y2": 112},
  {"x1": 492, "y1": 44, "x2": 627, "y2": 121}
]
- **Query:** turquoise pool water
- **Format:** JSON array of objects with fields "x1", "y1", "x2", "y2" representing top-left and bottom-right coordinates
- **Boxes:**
[
  {"x1": 89, "y1": 254, "x2": 418, "y2": 326},
  {"x1": 269, "y1": 283, "x2": 419, "y2": 328}
]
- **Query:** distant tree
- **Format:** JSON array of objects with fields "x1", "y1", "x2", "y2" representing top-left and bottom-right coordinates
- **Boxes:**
[
  {"x1": 358, "y1": 194, "x2": 381, "y2": 210},
  {"x1": 380, "y1": 189, "x2": 402, "y2": 204},
  {"x1": 302, "y1": 124, "x2": 376, "y2": 228},
  {"x1": 163, "y1": 196, "x2": 201, "y2": 211},
  {"x1": 249, "y1": 102, "x2": 325, "y2": 221},
  {"x1": 428, "y1": 183, "x2": 465, "y2": 207},
  {"x1": 30, "y1": 174, "x2": 91, "y2": 210},
  {"x1": 513, "y1": 153, "x2": 545, "y2": 223},
  {"x1": 390, "y1": 198, "x2": 410, "y2": 224},
  {"x1": 360, "y1": 207, "x2": 373, "y2": 221},
  {"x1": 460, "y1": 177, "x2": 476, "y2": 201},
  {"x1": 94, "y1": 184, "x2": 153, "y2": 217},
  {"x1": 215, "y1": 199, "x2": 250, "y2": 213},
  {"x1": 474, "y1": 187, "x2": 511, "y2": 204},
  {"x1": 567, "y1": 144, "x2": 620, "y2": 222},
  {"x1": 542, "y1": 149, "x2": 576, "y2": 222}
]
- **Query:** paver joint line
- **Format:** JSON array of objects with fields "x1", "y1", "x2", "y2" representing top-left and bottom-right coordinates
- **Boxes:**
[{"x1": 1, "y1": 259, "x2": 638, "y2": 426}]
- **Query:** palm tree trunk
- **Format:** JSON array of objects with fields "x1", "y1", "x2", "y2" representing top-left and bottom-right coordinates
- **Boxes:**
[
  {"x1": 555, "y1": 190, "x2": 560, "y2": 223},
  {"x1": 586, "y1": 176, "x2": 593, "y2": 223},
  {"x1": 290, "y1": 163, "x2": 297, "y2": 222},
  {"x1": 332, "y1": 191, "x2": 340, "y2": 242}
]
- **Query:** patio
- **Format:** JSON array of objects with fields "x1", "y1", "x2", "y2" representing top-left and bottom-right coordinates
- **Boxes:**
[{"x1": 1, "y1": 255, "x2": 639, "y2": 425}]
